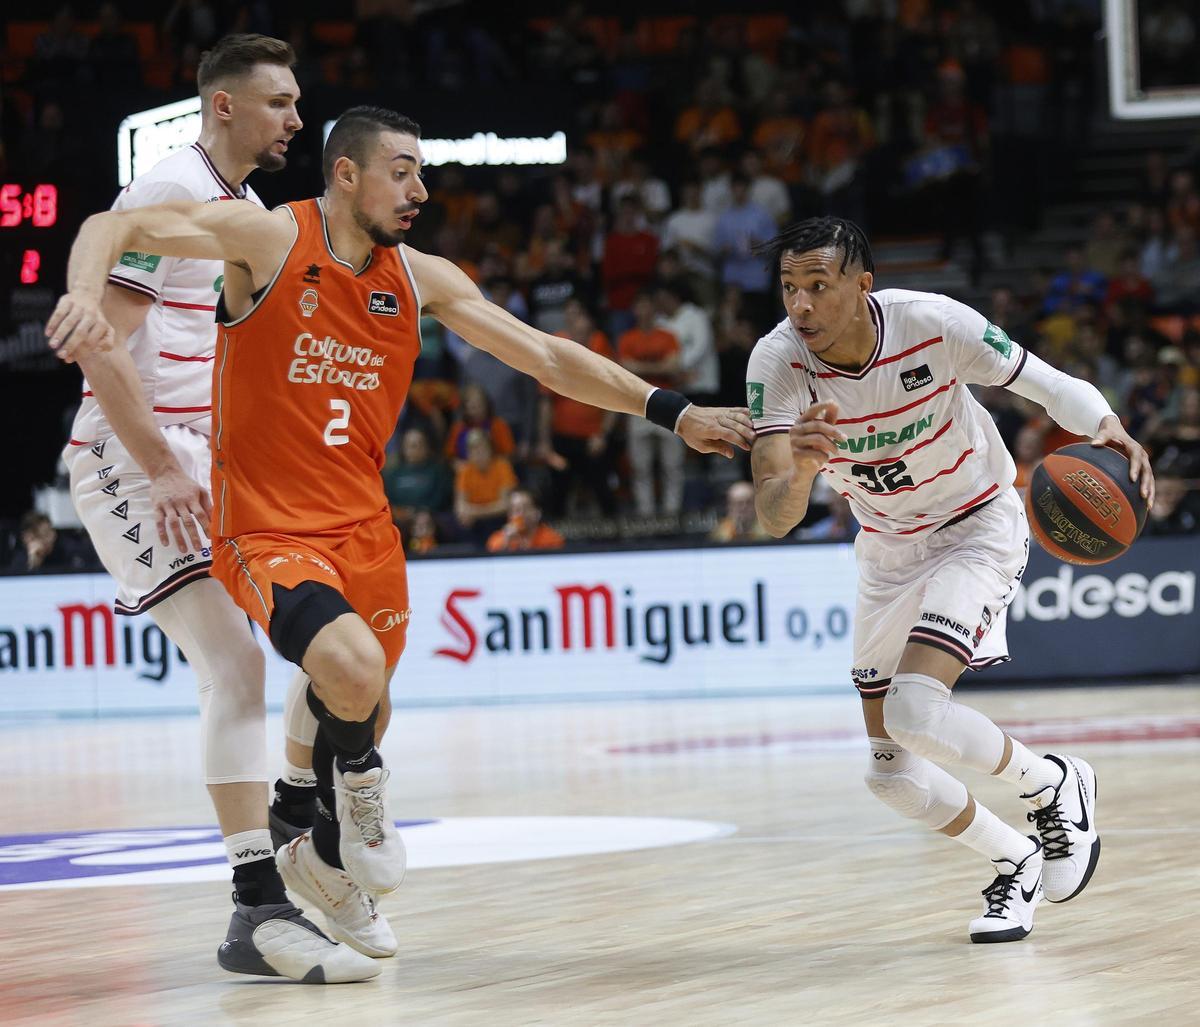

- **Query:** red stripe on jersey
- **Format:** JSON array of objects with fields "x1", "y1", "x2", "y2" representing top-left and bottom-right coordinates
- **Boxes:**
[
  {"x1": 67, "y1": 438, "x2": 91, "y2": 446},
  {"x1": 81, "y1": 390, "x2": 94, "y2": 397},
  {"x1": 162, "y1": 300, "x2": 217, "y2": 311},
  {"x1": 952, "y1": 483, "x2": 999, "y2": 511},
  {"x1": 160, "y1": 351, "x2": 215, "y2": 362},
  {"x1": 872, "y1": 336, "x2": 943, "y2": 370},
  {"x1": 838, "y1": 379, "x2": 957, "y2": 426},
  {"x1": 830, "y1": 419, "x2": 954, "y2": 465},
  {"x1": 153, "y1": 405, "x2": 212, "y2": 413}
]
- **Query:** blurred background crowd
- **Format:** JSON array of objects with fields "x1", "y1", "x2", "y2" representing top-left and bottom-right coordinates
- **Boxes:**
[{"x1": 2, "y1": 0, "x2": 1198, "y2": 571}]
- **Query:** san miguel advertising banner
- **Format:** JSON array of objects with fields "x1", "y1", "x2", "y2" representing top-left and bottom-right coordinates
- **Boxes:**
[{"x1": 0, "y1": 537, "x2": 1195, "y2": 716}]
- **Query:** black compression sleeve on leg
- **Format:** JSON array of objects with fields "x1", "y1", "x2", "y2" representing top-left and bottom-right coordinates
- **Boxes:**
[
  {"x1": 310, "y1": 728, "x2": 343, "y2": 869},
  {"x1": 306, "y1": 684, "x2": 381, "y2": 771},
  {"x1": 269, "y1": 581, "x2": 355, "y2": 667}
]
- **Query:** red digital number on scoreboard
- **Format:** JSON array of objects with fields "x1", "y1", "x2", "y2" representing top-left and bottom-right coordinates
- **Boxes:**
[{"x1": 0, "y1": 184, "x2": 58, "y2": 228}]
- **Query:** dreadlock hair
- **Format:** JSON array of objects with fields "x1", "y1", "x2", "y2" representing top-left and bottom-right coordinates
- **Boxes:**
[{"x1": 754, "y1": 216, "x2": 875, "y2": 276}]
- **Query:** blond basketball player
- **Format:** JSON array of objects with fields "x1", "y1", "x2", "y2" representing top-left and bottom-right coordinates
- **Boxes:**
[
  {"x1": 59, "y1": 36, "x2": 378, "y2": 982},
  {"x1": 49, "y1": 105, "x2": 754, "y2": 957},
  {"x1": 746, "y1": 217, "x2": 1153, "y2": 942}
]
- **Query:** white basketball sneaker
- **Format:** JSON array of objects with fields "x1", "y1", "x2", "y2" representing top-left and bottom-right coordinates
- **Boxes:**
[
  {"x1": 1022, "y1": 753, "x2": 1100, "y2": 903},
  {"x1": 217, "y1": 900, "x2": 380, "y2": 982},
  {"x1": 334, "y1": 761, "x2": 407, "y2": 895},
  {"x1": 968, "y1": 837, "x2": 1043, "y2": 944},
  {"x1": 277, "y1": 832, "x2": 398, "y2": 958}
]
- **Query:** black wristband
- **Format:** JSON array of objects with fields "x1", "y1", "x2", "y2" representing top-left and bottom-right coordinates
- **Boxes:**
[{"x1": 645, "y1": 388, "x2": 692, "y2": 432}]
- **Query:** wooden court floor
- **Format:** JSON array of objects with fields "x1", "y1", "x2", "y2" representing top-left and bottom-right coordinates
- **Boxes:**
[{"x1": 2, "y1": 681, "x2": 1197, "y2": 1026}]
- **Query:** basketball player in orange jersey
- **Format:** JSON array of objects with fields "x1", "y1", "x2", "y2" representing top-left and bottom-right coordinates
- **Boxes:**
[
  {"x1": 48, "y1": 106, "x2": 754, "y2": 955},
  {"x1": 57, "y1": 36, "x2": 378, "y2": 983},
  {"x1": 747, "y1": 217, "x2": 1154, "y2": 942}
]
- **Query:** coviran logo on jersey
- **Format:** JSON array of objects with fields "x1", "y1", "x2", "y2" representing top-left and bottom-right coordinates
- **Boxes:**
[
  {"x1": 836, "y1": 415, "x2": 935, "y2": 454},
  {"x1": 288, "y1": 332, "x2": 386, "y2": 390}
]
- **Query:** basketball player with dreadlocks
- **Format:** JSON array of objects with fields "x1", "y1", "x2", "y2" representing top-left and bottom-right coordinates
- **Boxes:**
[{"x1": 746, "y1": 217, "x2": 1154, "y2": 941}]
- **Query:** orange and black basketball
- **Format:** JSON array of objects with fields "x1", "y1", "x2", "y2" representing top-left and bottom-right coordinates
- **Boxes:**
[{"x1": 1025, "y1": 443, "x2": 1148, "y2": 565}]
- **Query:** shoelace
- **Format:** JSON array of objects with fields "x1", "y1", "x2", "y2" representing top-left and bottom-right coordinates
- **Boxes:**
[
  {"x1": 336, "y1": 776, "x2": 388, "y2": 846},
  {"x1": 980, "y1": 873, "x2": 1019, "y2": 918},
  {"x1": 1027, "y1": 801, "x2": 1071, "y2": 860}
]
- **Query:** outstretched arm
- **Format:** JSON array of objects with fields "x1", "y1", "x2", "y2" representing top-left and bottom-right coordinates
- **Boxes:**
[
  {"x1": 408, "y1": 247, "x2": 753, "y2": 457},
  {"x1": 47, "y1": 201, "x2": 295, "y2": 362},
  {"x1": 1006, "y1": 350, "x2": 1154, "y2": 506}
]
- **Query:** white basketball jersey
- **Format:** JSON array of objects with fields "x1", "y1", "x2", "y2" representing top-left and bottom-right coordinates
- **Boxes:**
[
  {"x1": 70, "y1": 144, "x2": 263, "y2": 444},
  {"x1": 747, "y1": 289, "x2": 1028, "y2": 540}
]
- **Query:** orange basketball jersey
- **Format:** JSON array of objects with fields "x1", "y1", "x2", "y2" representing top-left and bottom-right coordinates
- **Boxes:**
[{"x1": 213, "y1": 198, "x2": 421, "y2": 538}]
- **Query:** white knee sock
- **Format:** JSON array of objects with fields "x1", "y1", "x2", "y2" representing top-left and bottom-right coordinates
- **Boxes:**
[
  {"x1": 864, "y1": 738, "x2": 969, "y2": 831},
  {"x1": 993, "y1": 736, "x2": 1063, "y2": 793},
  {"x1": 882, "y1": 673, "x2": 1006, "y2": 774},
  {"x1": 954, "y1": 804, "x2": 1036, "y2": 866},
  {"x1": 151, "y1": 579, "x2": 267, "y2": 784}
]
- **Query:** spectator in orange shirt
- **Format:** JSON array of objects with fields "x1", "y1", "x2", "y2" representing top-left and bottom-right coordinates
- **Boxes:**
[
  {"x1": 445, "y1": 383, "x2": 516, "y2": 462},
  {"x1": 540, "y1": 299, "x2": 619, "y2": 516},
  {"x1": 487, "y1": 490, "x2": 565, "y2": 553},
  {"x1": 455, "y1": 428, "x2": 519, "y2": 545},
  {"x1": 674, "y1": 77, "x2": 742, "y2": 156},
  {"x1": 618, "y1": 290, "x2": 684, "y2": 516}
]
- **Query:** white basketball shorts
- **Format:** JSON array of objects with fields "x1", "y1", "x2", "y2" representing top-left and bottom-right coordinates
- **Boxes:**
[
  {"x1": 850, "y1": 486, "x2": 1030, "y2": 698},
  {"x1": 65, "y1": 424, "x2": 213, "y2": 615}
]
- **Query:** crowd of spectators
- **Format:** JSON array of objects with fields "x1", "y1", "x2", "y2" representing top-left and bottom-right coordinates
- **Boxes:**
[{"x1": 2, "y1": 2, "x2": 1198, "y2": 563}]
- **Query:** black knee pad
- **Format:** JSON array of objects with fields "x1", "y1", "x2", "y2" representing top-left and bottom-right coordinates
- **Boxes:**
[{"x1": 269, "y1": 580, "x2": 355, "y2": 667}]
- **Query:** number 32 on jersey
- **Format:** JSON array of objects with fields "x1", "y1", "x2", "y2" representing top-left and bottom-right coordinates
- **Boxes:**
[{"x1": 850, "y1": 460, "x2": 913, "y2": 494}]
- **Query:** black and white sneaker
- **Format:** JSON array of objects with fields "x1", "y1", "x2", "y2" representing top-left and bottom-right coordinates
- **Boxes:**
[
  {"x1": 1022, "y1": 753, "x2": 1100, "y2": 903},
  {"x1": 968, "y1": 837, "x2": 1043, "y2": 944},
  {"x1": 217, "y1": 900, "x2": 380, "y2": 983}
]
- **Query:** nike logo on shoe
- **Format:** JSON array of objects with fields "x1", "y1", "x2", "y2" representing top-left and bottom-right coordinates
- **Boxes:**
[
  {"x1": 1021, "y1": 882, "x2": 1040, "y2": 903},
  {"x1": 1071, "y1": 776, "x2": 1090, "y2": 832}
]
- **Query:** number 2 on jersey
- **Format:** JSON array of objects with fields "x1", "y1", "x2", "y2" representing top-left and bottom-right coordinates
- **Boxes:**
[
  {"x1": 324, "y1": 399, "x2": 351, "y2": 446},
  {"x1": 850, "y1": 460, "x2": 913, "y2": 494}
]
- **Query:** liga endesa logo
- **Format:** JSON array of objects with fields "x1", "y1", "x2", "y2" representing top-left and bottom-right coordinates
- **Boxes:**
[{"x1": 433, "y1": 580, "x2": 812, "y2": 666}]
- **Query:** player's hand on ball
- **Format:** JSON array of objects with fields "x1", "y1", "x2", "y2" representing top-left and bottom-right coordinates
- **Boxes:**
[
  {"x1": 46, "y1": 292, "x2": 114, "y2": 364},
  {"x1": 789, "y1": 402, "x2": 844, "y2": 475},
  {"x1": 1093, "y1": 413, "x2": 1155, "y2": 508}
]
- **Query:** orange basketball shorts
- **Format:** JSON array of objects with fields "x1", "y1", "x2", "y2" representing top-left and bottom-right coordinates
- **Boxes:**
[{"x1": 212, "y1": 509, "x2": 411, "y2": 666}]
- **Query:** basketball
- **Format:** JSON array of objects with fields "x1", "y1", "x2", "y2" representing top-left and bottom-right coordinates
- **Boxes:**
[{"x1": 1025, "y1": 443, "x2": 1149, "y2": 565}]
